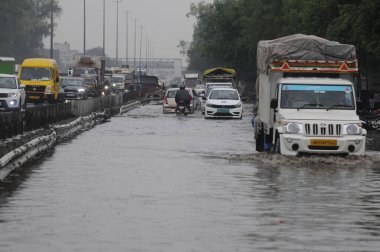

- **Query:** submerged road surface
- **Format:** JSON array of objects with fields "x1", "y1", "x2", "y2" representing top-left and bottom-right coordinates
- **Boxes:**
[{"x1": 1, "y1": 103, "x2": 380, "y2": 251}]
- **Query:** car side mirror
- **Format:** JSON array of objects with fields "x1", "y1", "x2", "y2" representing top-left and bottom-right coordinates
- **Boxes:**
[
  {"x1": 202, "y1": 96, "x2": 207, "y2": 100},
  {"x1": 270, "y1": 98, "x2": 278, "y2": 109}
]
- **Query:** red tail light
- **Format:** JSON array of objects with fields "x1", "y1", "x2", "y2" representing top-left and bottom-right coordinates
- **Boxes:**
[{"x1": 163, "y1": 96, "x2": 168, "y2": 104}]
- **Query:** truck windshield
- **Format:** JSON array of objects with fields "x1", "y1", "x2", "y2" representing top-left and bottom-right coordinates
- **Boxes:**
[
  {"x1": 280, "y1": 84, "x2": 355, "y2": 110},
  {"x1": 21, "y1": 67, "x2": 52, "y2": 81},
  {"x1": 0, "y1": 77, "x2": 17, "y2": 89}
]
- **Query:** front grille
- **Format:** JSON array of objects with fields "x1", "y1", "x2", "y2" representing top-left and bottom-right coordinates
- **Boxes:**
[
  {"x1": 0, "y1": 93, "x2": 8, "y2": 98},
  {"x1": 64, "y1": 88, "x2": 79, "y2": 93},
  {"x1": 209, "y1": 104, "x2": 237, "y2": 108},
  {"x1": 24, "y1": 85, "x2": 46, "y2": 93},
  {"x1": 305, "y1": 123, "x2": 342, "y2": 136}
]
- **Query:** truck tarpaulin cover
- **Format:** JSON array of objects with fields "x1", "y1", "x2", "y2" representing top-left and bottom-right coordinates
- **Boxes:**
[
  {"x1": 257, "y1": 34, "x2": 356, "y2": 73},
  {"x1": 203, "y1": 67, "x2": 236, "y2": 78}
]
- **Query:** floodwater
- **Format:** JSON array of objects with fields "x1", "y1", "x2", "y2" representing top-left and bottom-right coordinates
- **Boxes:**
[{"x1": 1, "y1": 103, "x2": 380, "y2": 251}]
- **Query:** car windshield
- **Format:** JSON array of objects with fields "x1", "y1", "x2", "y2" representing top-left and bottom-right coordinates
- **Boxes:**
[
  {"x1": 0, "y1": 77, "x2": 17, "y2": 89},
  {"x1": 21, "y1": 67, "x2": 52, "y2": 81},
  {"x1": 111, "y1": 77, "x2": 124, "y2": 82},
  {"x1": 209, "y1": 90, "x2": 239, "y2": 100},
  {"x1": 280, "y1": 84, "x2": 355, "y2": 110},
  {"x1": 61, "y1": 79, "x2": 83, "y2": 86}
]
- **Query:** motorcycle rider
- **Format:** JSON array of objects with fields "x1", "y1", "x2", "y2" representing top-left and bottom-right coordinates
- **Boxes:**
[{"x1": 175, "y1": 85, "x2": 191, "y2": 112}]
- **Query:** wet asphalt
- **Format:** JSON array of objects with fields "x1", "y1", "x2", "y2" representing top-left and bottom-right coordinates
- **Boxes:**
[{"x1": 1, "y1": 102, "x2": 380, "y2": 251}]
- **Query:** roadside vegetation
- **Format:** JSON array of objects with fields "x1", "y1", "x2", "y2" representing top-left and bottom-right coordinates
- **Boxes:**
[
  {"x1": 185, "y1": 0, "x2": 380, "y2": 82},
  {"x1": 0, "y1": 0, "x2": 61, "y2": 62}
]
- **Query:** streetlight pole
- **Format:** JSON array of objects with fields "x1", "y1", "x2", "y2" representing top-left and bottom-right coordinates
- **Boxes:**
[
  {"x1": 103, "y1": 0, "x2": 105, "y2": 57},
  {"x1": 115, "y1": 0, "x2": 123, "y2": 66},
  {"x1": 134, "y1": 19, "x2": 137, "y2": 68},
  {"x1": 50, "y1": 0, "x2": 54, "y2": 58},
  {"x1": 125, "y1": 11, "x2": 129, "y2": 67},
  {"x1": 139, "y1": 25, "x2": 143, "y2": 78},
  {"x1": 83, "y1": 0, "x2": 86, "y2": 55}
]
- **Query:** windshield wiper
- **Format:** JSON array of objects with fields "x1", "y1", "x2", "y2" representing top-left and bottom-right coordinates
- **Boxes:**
[
  {"x1": 296, "y1": 103, "x2": 323, "y2": 110},
  {"x1": 326, "y1": 104, "x2": 352, "y2": 111}
]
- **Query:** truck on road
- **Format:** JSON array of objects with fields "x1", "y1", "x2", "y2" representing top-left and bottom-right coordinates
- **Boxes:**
[{"x1": 255, "y1": 34, "x2": 366, "y2": 156}]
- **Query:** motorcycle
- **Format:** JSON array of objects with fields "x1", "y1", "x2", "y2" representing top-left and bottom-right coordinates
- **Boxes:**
[{"x1": 176, "y1": 100, "x2": 187, "y2": 116}]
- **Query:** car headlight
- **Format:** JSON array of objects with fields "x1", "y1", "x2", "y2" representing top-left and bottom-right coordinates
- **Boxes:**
[
  {"x1": 104, "y1": 85, "x2": 109, "y2": 90},
  {"x1": 8, "y1": 93, "x2": 18, "y2": 98},
  {"x1": 78, "y1": 88, "x2": 85, "y2": 92},
  {"x1": 112, "y1": 83, "x2": 116, "y2": 87},
  {"x1": 8, "y1": 100, "x2": 17, "y2": 106},
  {"x1": 284, "y1": 122, "x2": 304, "y2": 134},
  {"x1": 343, "y1": 123, "x2": 362, "y2": 135},
  {"x1": 235, "y1": 103, "x2": 242, "y2": 108},
  {"x1": 45, "y1": 85, "x2": 52, "y2": 93}
]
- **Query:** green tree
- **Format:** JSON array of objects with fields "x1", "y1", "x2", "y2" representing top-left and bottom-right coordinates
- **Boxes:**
[{"x1": 0, "y1": 0, "x2": 61, "y2": 62}]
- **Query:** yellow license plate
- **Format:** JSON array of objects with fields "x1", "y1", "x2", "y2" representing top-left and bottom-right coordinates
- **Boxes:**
[
  {"x1": 310, "y1": 139, "x2": 337, "y2": 146},
  {"x1": 29, "y1": 96, "x2": 40, "y2": 100}
]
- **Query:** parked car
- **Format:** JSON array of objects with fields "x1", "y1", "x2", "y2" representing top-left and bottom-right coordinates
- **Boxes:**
[
  {"x1": 162, "y1": 87, "x2": 194, "y2": 114},
  {"x1": 193, "y1": 84, "x2": 205, "y2": 110},
  {"x1": 204, "y1": 87, "x2": 242, "y2": 119},
  {"x1": 0, "y1": 74, "x2": 26, "y2": 112},
  {"x1": 61, "y1": 77, "x2": 88, "y2": 100}
]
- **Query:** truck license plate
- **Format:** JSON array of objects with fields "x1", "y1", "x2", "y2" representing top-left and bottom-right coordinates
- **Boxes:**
[
  {"x1": 29, "y1": 96, "x2": 39, "y2": 100},
  {"x1": 217, "y1": 108, "x2": 229, "y2": 113},
  {"x1": 310, "y1": 139, "x2": 337, "y2": 146}
]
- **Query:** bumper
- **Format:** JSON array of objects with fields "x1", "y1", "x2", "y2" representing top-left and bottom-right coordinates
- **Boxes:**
[
  {"x1": 205, "y1": 106, "x2": 242, "y2": 118},
  {"x1": 64, "y1": 92, "x2": 86, "y2": 100},
  {"x1": 0, "y1": 98, "x2": 20, "y2": 111},
  {"x1": 279, "y1": 134, "x2": 366, "y2": 156}
]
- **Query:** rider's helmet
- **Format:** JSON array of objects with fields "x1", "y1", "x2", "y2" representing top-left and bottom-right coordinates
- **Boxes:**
[{"x1": 180, "y1": 85, "x2": 185, "y2": 90}]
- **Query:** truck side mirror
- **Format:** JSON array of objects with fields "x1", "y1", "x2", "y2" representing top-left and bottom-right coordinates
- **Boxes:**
[{"x1": 270, "y1": 98, "x2": 278, "y2": 109}]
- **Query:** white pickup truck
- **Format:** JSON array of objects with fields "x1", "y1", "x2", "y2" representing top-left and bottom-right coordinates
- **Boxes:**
[{"x1": 255, "y1": 34, "x2": 366, "y2": 156}]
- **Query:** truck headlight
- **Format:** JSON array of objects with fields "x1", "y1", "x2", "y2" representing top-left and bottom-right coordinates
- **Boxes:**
[
  {"x1": 8, "y1": 93, "x2": 18, "y2": 98},
  {"x1": 78, "y1": 88, "x2": 85, "y2": 92},
  {"x1": 284, "y1": 122, "x2": 304, "y2": 134},
  {"x1": 45, "y1": 85, "x2": 52, "y2": 93},
  {"x1": 343, "y1": 123, "x2": 362, "y2": 135}
]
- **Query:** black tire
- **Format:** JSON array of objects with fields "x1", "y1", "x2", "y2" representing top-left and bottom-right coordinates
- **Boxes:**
[
  {"x1": 272, "y1": 133, "x2": 281, "y2": 154},
  {"x1": 255, "y1": 125, "x2": 265, "y2": 152}
]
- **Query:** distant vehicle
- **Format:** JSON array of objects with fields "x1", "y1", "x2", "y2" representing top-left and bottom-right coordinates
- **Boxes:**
[
  {"x1": 83, "y1": 77, "x2": 98, "y2": 97},
  {"x1": 140, "y1": 75, "x2": 161, "y2": 98},
  {"x1": 19, "y1": 58, "x2": 64, "y2": 103},
  {"x1": 203, "y1": 87, "x2": 242, "y2": 119},
  {"x1": 162, "y1": 87, "x2": 194, "y2": 114},
  {"x1": 0, "y1": 74, "x2": 26, "y2": 112},
  {"x1": 61, "y1": 77, "x2": 88, "y2": 100},
  {"x1": 110, "y1": 74, "x2": 126, "y2": 93},
  {"x1": 184, "y1": 73, "x2": 199, "y2": 88}
]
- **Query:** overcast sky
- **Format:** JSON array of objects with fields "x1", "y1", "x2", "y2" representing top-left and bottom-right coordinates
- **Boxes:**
[{"x1": 45, "y1": 0, "x2": 212, "y2": 60}]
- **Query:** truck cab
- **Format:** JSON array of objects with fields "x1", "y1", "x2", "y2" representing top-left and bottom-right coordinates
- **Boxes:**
[
  {"x1": 270, "y1": 77, "x2": 366, "y2": 155},
  {"x1": 19, "y1": 58, "x2": 63, "y2": 103}
]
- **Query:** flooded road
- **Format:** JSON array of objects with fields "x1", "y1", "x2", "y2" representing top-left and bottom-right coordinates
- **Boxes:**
[{"x1": 1, "y1": 103, "x2": 380, "y2": 251}]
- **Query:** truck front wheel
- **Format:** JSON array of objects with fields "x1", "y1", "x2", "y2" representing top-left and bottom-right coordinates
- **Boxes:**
[
  {"x1": 272, "y1": 132, "x2": 281, "y2": 154},
  {"x1": 255, "y1": 125, "x2": 265, "y2": 152}
]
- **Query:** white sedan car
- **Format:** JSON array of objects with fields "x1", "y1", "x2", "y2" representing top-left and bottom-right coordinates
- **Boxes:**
[{"x1": 204, "y1": 87, "x2": 242, "y2": 119}]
